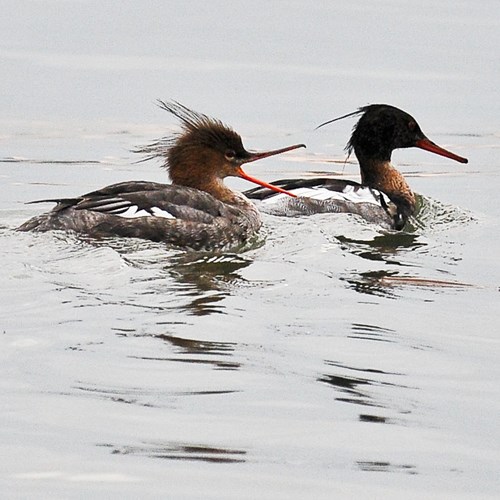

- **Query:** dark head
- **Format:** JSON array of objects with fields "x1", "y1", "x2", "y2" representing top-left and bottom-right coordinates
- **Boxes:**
[
  {"x1": 316, "y1": 104, "x2": 468, "y2": 229},
  {"x1": 317, "y1": 104, "x2": 468, "y2": 164},
  {"x1": 137, "y1": 101, "x2": 305, "y2": 198}
]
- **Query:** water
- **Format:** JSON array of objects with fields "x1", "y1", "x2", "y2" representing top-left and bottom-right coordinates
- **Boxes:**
[{"x1": 1, "y1": 1, "x2": 499, "y2": 498}]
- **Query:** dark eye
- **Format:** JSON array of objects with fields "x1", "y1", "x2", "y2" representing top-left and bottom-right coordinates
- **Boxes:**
[
  {"x1": 408, "y1": 120, "x2": 417, "y2": 131},
  {"x1": 225, "y1": 149, "x2": 236, "y2": 161}
]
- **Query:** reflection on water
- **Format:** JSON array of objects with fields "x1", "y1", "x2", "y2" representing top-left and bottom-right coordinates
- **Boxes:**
[
  {"x1": 72, "y1": 383, "x2": 160, "y2": 408},
  {"x1": 357, "y1": 461, "x2": 417, "y2": 474},
  {"x1": 377, "y1": 275, "x2": 476, "y2": 289},
  {"x1": 319, "y1": 372, "x2": 384, "y2": 407},
  {"x1": 337, "y1": 196, "x2": 478, "y2": 296},
  {"x1": 337, "y1": 232, "x2": 424, "y2": 265},
  {"x1": 98, "y1": 442, "x2": 246, "y2": 463},
  {"x1": 342, "y1": 270, "x2": 400, "y2": 298},
  {"x1": 1, "y1": 157, "x2": 102, "y2": 166},
  {"x1": 131, "y1": 333, "x2": 241, "y2": 371},
  {"x1": 19, "y1": 231, "x2": 257, "y2": 317},
  {"x1": 349, "y1": 323, "x2": 397, "y2": 343},
  {"x1": 169, "y1": 253, "x2": 253, "y2": 288},
  {"x1": 318, "y1": 359, "x2": 408, "y2": 413},
  {"x1": 179, "y1": 293, "x2": 226, "y2": 316},
  {"x1": 333, "y1": 194, "x2": 475, "y2": 274},
  {"x1": 359, "y1": 414, "x2": 392, "y2": 424},
  {"x1": 72, "y1": 380, "x2": 238, "y2": 408},
  {"x1": 112, "y1": 245, "x2": 255, "y2": 316},
  {"x1": 343, "y1": 270, "x2": 476, "y2": 299},
  {"x1": 166, "y1": 254, "x2": 253, "y2": 316}
]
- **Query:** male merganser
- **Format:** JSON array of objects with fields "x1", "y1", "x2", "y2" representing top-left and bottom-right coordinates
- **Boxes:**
[
  {"x1": 244, "y1": 105, "x2": 468, "y2": 230},
  {"x1": 18, "y1": 101, "x2": 305, "y2": 250}
]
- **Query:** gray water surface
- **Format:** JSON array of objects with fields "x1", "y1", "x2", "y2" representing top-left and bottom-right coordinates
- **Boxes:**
[{"x1": 1, "y1": 1, "x2": 499, "y2": 499}]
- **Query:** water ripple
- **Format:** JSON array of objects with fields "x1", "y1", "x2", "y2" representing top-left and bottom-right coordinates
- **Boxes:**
[
  {"x1": 356, "y1": 461, "x2": 417, "y2": 474},
  {"x1": 129, "y1": 333, "x2": 241, "y2": 371},
  {"x1": 98, "y1": 441, "x2": 247, "y2": 463},
  {"x1": 319, "y1": 359, "x2": 411, "y2": 416}
]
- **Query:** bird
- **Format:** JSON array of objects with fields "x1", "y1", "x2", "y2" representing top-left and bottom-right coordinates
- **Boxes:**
[
  {"x1": 18, "y1": 101, "x2": 305, "y2": 251},
  {"x1": 244, "y1": 104, "x2": 468, "y2": 230}
]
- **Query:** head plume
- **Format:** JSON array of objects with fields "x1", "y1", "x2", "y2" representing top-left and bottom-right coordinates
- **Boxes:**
[
  {"x1": 316, "y1": 104, "x2": 414, "y2": 157},
  {"x1": 315, "y1": 106, "x2": 369, "y2": 156},
  {"x1": 134, "y1": 100, "x2": 245, "y2": 172}
]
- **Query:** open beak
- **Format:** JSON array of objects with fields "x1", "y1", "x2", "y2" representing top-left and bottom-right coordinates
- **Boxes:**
[
  {"x1": 415, "y1": 138, "x2": 468, "y2": 164},
  {"x1": 237, "y1": 143, "x2": 306, "y2": 197}
]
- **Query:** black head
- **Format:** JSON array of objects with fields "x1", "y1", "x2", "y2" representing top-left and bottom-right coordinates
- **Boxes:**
[
  {"x1": 317, "y1": 104, "x2": 468, "y2": 164},
  {"x1": 348, "y1": 104, "x2": 426, "y2": 161}
]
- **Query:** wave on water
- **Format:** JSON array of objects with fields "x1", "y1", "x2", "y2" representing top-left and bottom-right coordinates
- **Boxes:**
[
  {"x1": 407, "y1": 194, "x2": 477, "y2": 233},
  {"x1": 258, "y1": 192, "x2": 480, "y2": 298},
  {"x1": 2, "y1": 188, "x2": 480, "y2": 309}
]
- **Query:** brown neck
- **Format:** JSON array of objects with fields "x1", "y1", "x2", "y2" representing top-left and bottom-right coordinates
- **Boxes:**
[
  {"x1": 359, "y1": 158, "x2": 416, "y2": 223},
  {"x1": 171, "y1": 169, "x2": 250, "y2": 206}
]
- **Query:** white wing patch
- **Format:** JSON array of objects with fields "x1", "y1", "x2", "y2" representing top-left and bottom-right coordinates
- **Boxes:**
[
  {"x1": 261, "y1": 186, "x2": 389, "y2": 206},
  {"x1": 116, "y1": 205, "x2": 175, "y2": 219},
  {"x1": 150, "y1": 207, "x2": 175, "y2": 219}
]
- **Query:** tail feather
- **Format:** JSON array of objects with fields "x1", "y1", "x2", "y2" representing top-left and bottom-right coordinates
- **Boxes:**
[{"x1": 26, "y1": 197, "x2": 81, "y2": 205}]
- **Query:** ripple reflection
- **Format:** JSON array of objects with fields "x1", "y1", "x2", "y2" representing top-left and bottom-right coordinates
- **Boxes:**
[
  {"x1": 318, "y1": 359, "x2": 409, "y2": 418},
  {"x1": 72, "y1": 381, "x2": 238, "y2": 407},
  {"x1": 357, "y1": 460, "x2": 417, "y2": 474},
  {"x1": 98, "y1": 442, "x2": 246, "y2": 463},
  {"x1": 160, "y1": 253, "x2": 254, "y2": 316},
  {"x1": 349, "y1": 323, "x2": 397, "y2": 343},
  {"x1": 131, "y1": 333, "x2": 241, "y2": 370},
  {"x1": 337, "y1": 232, "x2": 424, "y2": 265},
  {"x1": 342, "y1": 270, "x2": 476, "y2": 299}
]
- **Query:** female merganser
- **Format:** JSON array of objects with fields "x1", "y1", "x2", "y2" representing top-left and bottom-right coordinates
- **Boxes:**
[
  {"x1": 18, "y1": 101, "x2": 305, "y2": 251},
  {"x1": 244, "y1": 104, "x2": 468, "y2": 230}
]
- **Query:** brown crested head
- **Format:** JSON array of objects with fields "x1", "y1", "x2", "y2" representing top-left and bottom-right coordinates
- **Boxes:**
[
  {"x1": 136, "y1": 100, "x2": 249, "y2": 185},
  {"x1": 136, "y1": 100, "x2": 305, "y2": 196}
]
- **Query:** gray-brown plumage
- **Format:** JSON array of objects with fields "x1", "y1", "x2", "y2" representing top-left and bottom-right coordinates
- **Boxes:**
[{"x1": 18, "y1": 101, "x2": 305, "y2": 251}]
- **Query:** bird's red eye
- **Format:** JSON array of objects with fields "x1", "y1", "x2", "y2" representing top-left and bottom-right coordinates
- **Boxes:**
[{"x1": 225, "y1": 149, "x2": 236, "y2": 161}]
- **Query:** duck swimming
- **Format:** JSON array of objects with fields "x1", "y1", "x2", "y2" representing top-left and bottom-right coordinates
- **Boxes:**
[
  {"x1": 244, "y1": 104, "x2": 468, "y2": 230},
  {"x1": 18, "y1": 101, "x2": 305, "y2": 251}
]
